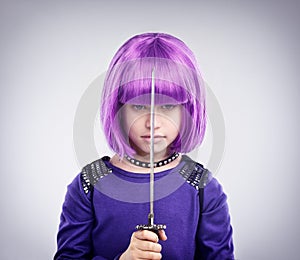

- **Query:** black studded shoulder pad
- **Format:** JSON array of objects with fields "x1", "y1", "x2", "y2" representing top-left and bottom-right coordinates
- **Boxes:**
[
  {"x1": 179, "y1": 155, "x2": 211, "y2": 190},
  {"x1": 80, "y1": 156, "x2": 112, "y2": 194}
]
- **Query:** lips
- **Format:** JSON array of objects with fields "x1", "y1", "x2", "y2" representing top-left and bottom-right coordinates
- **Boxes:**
[
  {"x1": 141, "y1": 135, "x2": 166, "y2": 143},
  {"x1": 141, "y1": 135, "x2": 165, "y2": 139}
]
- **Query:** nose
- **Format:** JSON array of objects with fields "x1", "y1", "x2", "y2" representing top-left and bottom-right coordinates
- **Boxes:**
[{"x1": 145, "y1": 111, "x2": 162, "y2": 129}]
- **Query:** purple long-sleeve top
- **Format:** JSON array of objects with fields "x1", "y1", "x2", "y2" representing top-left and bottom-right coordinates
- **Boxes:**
[{"x1": 54, "y1": 156, "x2": 234, "y2": 259}]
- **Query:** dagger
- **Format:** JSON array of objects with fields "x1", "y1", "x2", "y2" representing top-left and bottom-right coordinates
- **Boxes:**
[{"x1": 135, "y1": 68, "x2": 166, "y2": 237}]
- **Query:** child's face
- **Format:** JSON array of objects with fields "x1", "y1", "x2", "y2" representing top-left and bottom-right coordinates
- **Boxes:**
[{"x1": 121, "y1": 103, "x2": 182, "y2": 158}]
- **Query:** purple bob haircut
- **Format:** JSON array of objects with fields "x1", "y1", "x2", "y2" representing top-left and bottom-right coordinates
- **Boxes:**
[{"x1": 100, "y1": 33, "x2": 206, "y2": 157}]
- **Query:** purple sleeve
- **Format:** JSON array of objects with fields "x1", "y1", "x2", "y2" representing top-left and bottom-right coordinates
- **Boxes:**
[
  {"x1": 54, "y1": 174, "x2": 120, "y2": 260},
  {"x1": 197, "y1": 177, "x2": 234, "y2": 260}
]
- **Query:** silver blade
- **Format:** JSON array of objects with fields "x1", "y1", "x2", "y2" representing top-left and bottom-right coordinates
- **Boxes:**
[
  {"x1": 149, "y1": 68, "x2": 155, "y2": 221},
  {"x1": 136, "y1": 67, "x2": 166, "y2": 235}
]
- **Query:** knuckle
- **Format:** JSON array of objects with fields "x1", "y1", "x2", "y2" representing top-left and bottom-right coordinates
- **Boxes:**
[
  {"x1": 140, "y1": 230, "x2": 149, "y2": 239},
  {"x1": 135, "y1": 230, "x2": 144, "y2": 239},
  {"x1": 129, "y1": 240, "x2": 138, "y2": 251},
  {"x1": 131, "y1": 232, "x2": 136, "y2": 241},
  {"x1": 156, "y1": 243, "x2": 162, "y2": 252},
  {"x1": 156, "y1": 253, "x2": 162, "y2": 260}
]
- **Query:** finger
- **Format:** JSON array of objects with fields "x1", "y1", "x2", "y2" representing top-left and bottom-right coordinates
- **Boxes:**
[
  {"x1": 134, "y1": 230, "x2": 159, "y2": 243},
  {"x1": 140, "y1": 251, "x2": 162, "y2": 260},
  {"x1": 134, "y1": 239, "x2": 162, "y2": 253},
  {"x1": 158, "y1": 230, "x2": 167, "y2": 241}
]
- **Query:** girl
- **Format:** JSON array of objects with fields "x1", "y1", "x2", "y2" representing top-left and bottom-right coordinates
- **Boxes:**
[{"x1": 54, "y1": 33, "x2": 234, "y2": 260}]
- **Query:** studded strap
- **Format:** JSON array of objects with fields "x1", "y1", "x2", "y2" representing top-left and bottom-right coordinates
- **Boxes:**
[
  {"x1": 179, "y1": 155, "x2": 211, "y2": 190},
  {"x1": 80, "y1": 156, "x2": 112, "y2": 194},
  {"x1": 179, "y1": 155, "x2": 211, "y2": 216}
]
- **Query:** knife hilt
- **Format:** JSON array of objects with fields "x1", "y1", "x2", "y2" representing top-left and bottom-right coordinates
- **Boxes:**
[{"x1": 136, "y1": 213, "x2": 166, "y2": 238}]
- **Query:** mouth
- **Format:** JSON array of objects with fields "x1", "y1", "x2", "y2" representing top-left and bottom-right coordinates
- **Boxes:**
[
  {"x1": 141, "y1": 135, "x2": 165, "y2": 139},
  {"x1": 141, "y1": 135, "x2": 166, "y2": 143}
]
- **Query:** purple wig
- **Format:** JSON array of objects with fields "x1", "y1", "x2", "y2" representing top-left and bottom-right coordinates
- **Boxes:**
[{"x1": 100, "y1": 33, "x2": 206, "y2": 157}]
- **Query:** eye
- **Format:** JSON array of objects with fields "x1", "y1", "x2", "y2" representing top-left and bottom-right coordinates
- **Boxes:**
[
  {"x1": 132, "y1": 105, "x2": 146, "y2": 110},
  {"x1": 161, "y1": 104, "x2": 176, "y2": 110}
]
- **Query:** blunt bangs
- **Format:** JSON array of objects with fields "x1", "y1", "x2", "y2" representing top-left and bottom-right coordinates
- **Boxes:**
[
  {"x1": 108, "y1": 57, "x2": 201, "y2": 105},
  {"x1": 118, "y1": 79, "x2": 188, "y2": 105},
  {"x1": 100, "y1": 33, "x2": 206, "y2": 157}
]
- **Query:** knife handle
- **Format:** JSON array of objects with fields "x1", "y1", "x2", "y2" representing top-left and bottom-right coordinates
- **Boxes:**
[{"x1": 136, "y1": 223, "x2": 166, "y2": 238}]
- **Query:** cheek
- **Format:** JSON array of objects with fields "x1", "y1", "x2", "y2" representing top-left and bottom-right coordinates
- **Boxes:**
[
  {"x1": 173, "y1": 114, "x2": 182, "y2": 128},
  {"x1": 120, "y1": 116, "x2": 131, "y2": 139},
  {"x1": 120, "y1": 107, "x2": 136, "y2": 135},
  {"x1": 123, "y1": 116, "x2": 141, "y2": 138},
  {"x1": 168, "y1": 110, "x2": 182, "y2": 130}
]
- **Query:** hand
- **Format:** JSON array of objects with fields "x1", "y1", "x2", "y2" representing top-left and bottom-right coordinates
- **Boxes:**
[{"x1": 119, "y1": 230, "x2": 167, "y2": 260}]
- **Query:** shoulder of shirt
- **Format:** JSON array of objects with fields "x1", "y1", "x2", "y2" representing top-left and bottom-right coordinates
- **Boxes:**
[
  {"x1": 79, "y1": 155, "x2": 212, "y2": 194},
  {"x1": 179, "y1": 155, "x2": 212, "y2": 190},
  {"x1": 80, "y1": 156, "x2": 112, "y2": 194}
]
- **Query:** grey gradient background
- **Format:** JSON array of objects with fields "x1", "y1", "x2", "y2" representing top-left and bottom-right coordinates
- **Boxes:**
[{"x1": 1, "y1": 0, "x2": 299, "y2": 259}]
